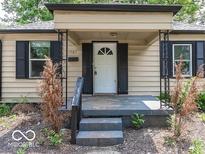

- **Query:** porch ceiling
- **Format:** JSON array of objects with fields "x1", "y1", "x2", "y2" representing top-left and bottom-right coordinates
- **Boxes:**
[{"x1": 71, "y1": 30, "x2": 158, "y2": 45}]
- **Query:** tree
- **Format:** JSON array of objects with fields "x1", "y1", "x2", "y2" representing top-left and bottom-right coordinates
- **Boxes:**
[
  {"x1": 147, "y1": 0, "x2": 200, "y2": 23},
  {"x1": 1, "y1": 0, "x2": 200, "y2": 24},
  {"x1": 117, "y1": 0, "x2": 200, "y2": 23},
  {"x1": 1, "y1": 0, "x2": 61, "y2": 24},
  {"x1": 196, "y1": 0, "x2": 205, "y2": 24}
]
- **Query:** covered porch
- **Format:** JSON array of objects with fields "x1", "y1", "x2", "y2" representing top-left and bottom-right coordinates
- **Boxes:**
[
  {"x1": 82, "y1": 95, "x2": 171, "y2": 117},
  {"x1": 59, "y1": 26, "x2": 171, "y2": 109},
  {"x1": 51, "y1": 4, "x2": 173, "y2": 111}
]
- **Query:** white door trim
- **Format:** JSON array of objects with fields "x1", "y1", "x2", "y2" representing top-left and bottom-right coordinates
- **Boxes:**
[{"x1": 93, "y1": 42, "x2": 117, "y2": 94}]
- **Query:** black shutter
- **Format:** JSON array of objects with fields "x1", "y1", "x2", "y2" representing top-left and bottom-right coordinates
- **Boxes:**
[
  {"x1": 191, "y1": 42, "x2": 196, "y2": 76},
  {"x1": 168, "y1": 42, "x2": 173, "y2": 77},
  {"x1": 82, "y1": 43, "x2": 93, "y2": 94},
  {"x1": 50, "y1": 41, "x2": 62, "y2": 73},
  {"x1": 117, "y1": 43, "x2": 128, "y2": 94},
  {"x1": 195, "y1": 41, "x2": 204, "y2": 76},
  {"x1": 16, "y1": 41, "x2": 29, "y2": 79},
  {"x1": 50, "y1": 41, "x2": 62, "y2": 64}
]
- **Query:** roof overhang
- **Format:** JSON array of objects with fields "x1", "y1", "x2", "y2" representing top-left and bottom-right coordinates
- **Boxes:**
[
  {"x1": 0, "y1": 29, "x2": 56, "y2": 33},
  {"x1": 171, "y1": 30, "x2": 205, "y2": 34},
  {"x1": 45, "y1": 3, "x2": 182, "y2": 15}
]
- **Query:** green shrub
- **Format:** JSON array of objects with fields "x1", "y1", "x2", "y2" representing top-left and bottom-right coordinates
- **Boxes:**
[
  {"x1": 19, "y1": 96, "x2": 29, "y2": 104},
  {"x1": 189, "y1": 139, "x2": 204, "y2": 154},
  {"x1": 167, "y1": 115, "x2": 181, "y2": 136},
  {"x1": 196, "y1": 93, "x2": 205, "y2": 111},
  {"x1": 43, "y1": 128, "x2": 62, "y2": 146},
  {"x1": 16, "y1": 143, "x2": 29, "y2": 154},
  {"x1": 48, "y1": 130, "x2": 62, "y2": 146},
  {"x1": 131, "y1": 113, "x2": 144, "y2": 129},
  {"x1": 164, "y1": 136, "x2": 176, "y2": 147},
  {"x1": 0, "y1": 104, "x2": 11, "y2": 117},
  {"x1": 157, "y1": 92, "x2": 171, "y2": 103},
  {"x1": 199, "y1": 113, "x2": 205, "y2": 123}
]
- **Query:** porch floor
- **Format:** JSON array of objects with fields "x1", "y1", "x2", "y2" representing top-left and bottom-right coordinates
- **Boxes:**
[
  {"x1": 62, "y1": 95, "x2": 172, "y2": 116},
  {"x1": 82, "y1": 95, "x2": 172, "y2": 117}
]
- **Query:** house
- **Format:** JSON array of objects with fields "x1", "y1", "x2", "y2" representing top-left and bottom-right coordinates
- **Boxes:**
[
  {"x1": 0, "y1": 3, "x2": 204, "y2": 102},
  {"x1": 0, "y1": 3, "x2": 205, "y2": 145}
]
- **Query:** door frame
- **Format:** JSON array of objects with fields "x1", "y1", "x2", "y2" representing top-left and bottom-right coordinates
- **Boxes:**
[{"x1": 92, "y1": 41, "x2": 118, "y2": 95}]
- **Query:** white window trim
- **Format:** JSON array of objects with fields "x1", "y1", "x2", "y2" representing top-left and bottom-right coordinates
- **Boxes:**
[
  {"x1": 29, "y1": 41, "x2": 50, "y2": 78},
  {"x1": 172, "y1": 44, "x2": 192, "y2": 77}
]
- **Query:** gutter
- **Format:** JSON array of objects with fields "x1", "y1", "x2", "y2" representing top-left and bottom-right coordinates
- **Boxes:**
[
  {"x1": 45, "y1": 3, "x2": 182, "y2": 15},
  {"x1": 0, "y1": 40, "x2": 2, "y2": 101},
  {"x1": 0, "y1": 29, "x2": 57, "y2": 34},
  {"x1": 171, "y1": 30, "x2": 205, "y2": 34}
]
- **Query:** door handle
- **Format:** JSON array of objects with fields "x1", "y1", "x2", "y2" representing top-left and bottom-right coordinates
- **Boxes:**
[{"x1": 94, "y1": 71, "x2": 97, "y2": 75}]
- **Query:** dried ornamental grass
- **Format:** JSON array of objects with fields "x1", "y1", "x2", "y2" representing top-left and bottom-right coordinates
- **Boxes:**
[
  {"x1": 39, "y1": 58, "x2": 63, "y2": 132},
  {"x1": 170, "y1": 58, "x2": 204, "y2": 137}
]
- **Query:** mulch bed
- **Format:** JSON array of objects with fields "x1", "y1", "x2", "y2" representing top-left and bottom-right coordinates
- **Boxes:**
[{"x1": 0, "y1": 111, "x2": 205, "y2": 154}]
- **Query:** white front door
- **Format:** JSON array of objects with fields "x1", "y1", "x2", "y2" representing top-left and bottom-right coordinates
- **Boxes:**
[{"x1": 93, "y1": 42, "x2": 117, "y2": 94}]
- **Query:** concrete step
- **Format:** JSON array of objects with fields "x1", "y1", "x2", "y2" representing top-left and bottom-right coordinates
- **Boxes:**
[
  {"x1": 80, "y1": 118, "x2": 122, "y2": 131},
  {"x1": 82, "y1": 109, "x2": 172, "y2": 117},
  {"x1": 76, "y1": 131, "x2": 124, "y2": 146}
]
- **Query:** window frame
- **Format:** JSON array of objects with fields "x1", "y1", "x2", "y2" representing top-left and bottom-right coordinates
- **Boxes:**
[
  {"x1": 172, "y1": 43, "x2": 192, "y2": 77},
  {"x1": 29, "y1": 41, "x2": 50, "y2": 78}
]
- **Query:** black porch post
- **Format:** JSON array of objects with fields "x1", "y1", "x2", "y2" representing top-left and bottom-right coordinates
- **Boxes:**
[
  {"x1": 166, "y1": 30, "x2": 170, "y2": 96},
  {"x1": 159, "y1": 30, "x2": 170, "y2": 109},
  {"x1": 66, "y1": 30, "x2": 68, "y2": 109},
  {"x1": 159, "y1": 30, "x2": 162, "y2": 108},
  {"x1": 57, "y1": 30, "x2": 68, "y2": 109},
  {"x1": 58, "y1": 30, "x2": 63, "y2": 103}
]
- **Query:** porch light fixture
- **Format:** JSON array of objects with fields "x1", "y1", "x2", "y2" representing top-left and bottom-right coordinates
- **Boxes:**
[{"x1": 110, "y1": 32, "x2": 117, "y2": 38}]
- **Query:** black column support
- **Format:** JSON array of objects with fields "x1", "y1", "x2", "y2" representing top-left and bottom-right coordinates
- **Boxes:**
[
  {"x1": 65, "y1": 30, "x2": 68, "y2": 109},
  {"x1": 159, "y1": 30, "x2": 170, "y2": 108},
  {"x1": 58, "y1": 30, "x2": 63, "y2": 103},
  {"x1": 57, "y1": 30, "x2": 69, "y2": 109}
]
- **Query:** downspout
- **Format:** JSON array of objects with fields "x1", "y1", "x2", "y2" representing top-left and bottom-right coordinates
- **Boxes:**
[
  {"x1": 0, "y1": 40, "x2": 2, "y2": 101},
  {"x1": 66, "y1": 30, "x2": 68, "y2": 109}
]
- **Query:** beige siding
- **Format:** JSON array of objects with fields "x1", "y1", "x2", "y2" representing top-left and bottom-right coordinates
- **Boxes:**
[
  {"x1": 54, "y1": 11, "x2": 173, "y2": 30},
  {"x1": 128, "y1": 41, "x2": 160, "y2": 96},
  {"x1": 127, "y1": 34, "x2": 205, "y2": 96},
  {"x1": 1, "y1": 33, "x2": 80, "y2": 103},
  {"x1": 66, "y1": 38, "x2": 82, "y2": 98},
  {"x1": 170, "y1": 34, "x2": 205, "y2": 41},
  {"x1": 2, "y1": 32, "x2": 205, "y2": 102}
]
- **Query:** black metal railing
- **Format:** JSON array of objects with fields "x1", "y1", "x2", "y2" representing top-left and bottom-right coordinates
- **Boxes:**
[{"x1": 70, "y1": 77, "x2": 84, "y2": 144}]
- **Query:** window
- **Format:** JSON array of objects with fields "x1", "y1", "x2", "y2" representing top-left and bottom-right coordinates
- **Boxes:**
[
  {"x1": 172, "y1": 44, "x2": 192, "y2": 77},
  {"x1": 98, "y1": 47, "x2": 113, "y2": 55},
  {"x1": 29, "y1": 41, "x2": 50, "y2": 77}
]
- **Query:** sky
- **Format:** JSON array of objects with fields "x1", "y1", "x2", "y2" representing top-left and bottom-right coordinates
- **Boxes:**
[{"x1": 0, "y1": 0, "x2": 6, "y2": 21}]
